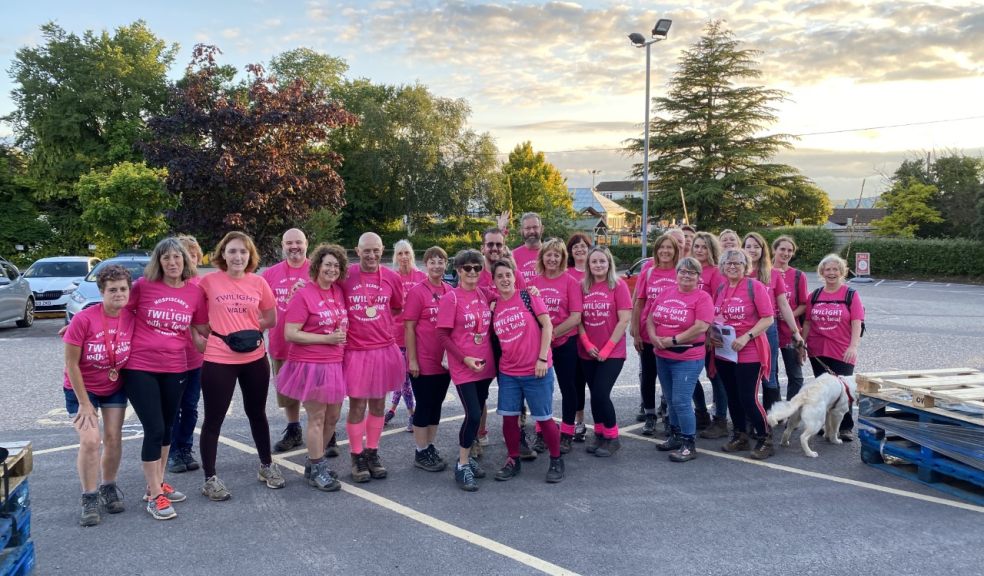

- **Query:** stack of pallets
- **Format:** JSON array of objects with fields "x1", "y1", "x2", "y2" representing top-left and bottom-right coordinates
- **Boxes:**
[{"x1": 0, "y1": 442, "x2": 34, "y2": 576}]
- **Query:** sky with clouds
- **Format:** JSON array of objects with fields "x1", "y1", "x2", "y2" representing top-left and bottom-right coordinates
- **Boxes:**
[{"x1": 2, "y1": 0, "x2": 982, "y2": 201}]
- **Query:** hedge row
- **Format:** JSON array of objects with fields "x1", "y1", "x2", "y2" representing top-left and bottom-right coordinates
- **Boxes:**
[{"x1": 843, "y1": 238, "x2": 984, "y2": 278}]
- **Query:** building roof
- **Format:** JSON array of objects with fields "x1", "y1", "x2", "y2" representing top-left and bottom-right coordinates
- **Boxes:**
[
  {"x1": 571, "y1": 188, "x2": 635, "y2": 216},
  {"x1": 572, "y1": 216, "x2": 607, "y2": 232},
  {"x1": 595, "y1": 180, "x2": 642, "y2": 193},
  {"x1": 829, "y1": 208, "x2": 887, "y2": 225}
]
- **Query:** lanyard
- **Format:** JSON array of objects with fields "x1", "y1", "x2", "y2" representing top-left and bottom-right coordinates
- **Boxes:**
[
  {"x1": 100, "y1": 307, "x2": 121, "y2": 379},
  {"x1": 317, "y1": 283, "x2": 344, "y2": 332}
]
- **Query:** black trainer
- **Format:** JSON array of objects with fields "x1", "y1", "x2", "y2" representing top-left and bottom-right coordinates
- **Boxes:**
[
  {"x1": 573, "y1": 422, "x2": 587, "y2": 442},
  {"x1": 658, "y1": 430, "x2": 683, "y2": 452},
  {"x1": 494, "y1": 457, "x2": 521, "y2": 481},
  {"x1": 545, "y1": 457, "x2": 565, "y2": 483},
  {"x1": 274, "y1": 424, "x2": 303, "y2": 452},
  {"x1": 98, "y1": 482, "x2": 125, "y2": 514},
  {"x1": 414, "y1": 447, "x2": 446, "y2": 472},
  {"x1": 635, "y1": 402, "x2": 646, "y2": 422},
  {"x1": 180, "y1": 448, "x2": 200, "y2": 471},
  {"x1": 641, "y1": 414, "x2": 657, "y2": 436},
  {"x1": 456, "y1": 463, "x2": 478, "y2": 492},
  {"x1": 669, "y1": 437, "x2": 697, "y2": 462}
]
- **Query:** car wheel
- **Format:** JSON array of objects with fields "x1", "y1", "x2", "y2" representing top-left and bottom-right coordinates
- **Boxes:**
[{"x1": 16, "y1": 298, "x2": 34, "y2": 328}]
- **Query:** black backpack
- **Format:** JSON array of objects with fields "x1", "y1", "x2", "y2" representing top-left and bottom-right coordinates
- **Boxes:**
[{"x1": 809, "y1": 287, "x2": 866, "y2": 337}]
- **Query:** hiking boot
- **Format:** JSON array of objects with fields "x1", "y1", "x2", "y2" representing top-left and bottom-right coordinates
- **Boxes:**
[
  {"x1": 545, "y1": 456, "x2": 565, "y2": 483},
  {"x1": 573, "y1": 422, "x2": 587, "y2": 442},
  {"x1": 274, "y1": 424, "x2": 303, "y2": 452},
  {"x1": 98, "y1": 482, "x2": 125, "y2": 514},
  {"x1": 700, "y1": 417, "x2": 729, "y2": 440},
  {"x1": 414, "y1": 447, "x2": 446, "y2": 472},
  {"x1": 143, "y1": 482, "x2": 186, "y2": 503},
  {"x1": 641, "y1": 414, "x2": 657, "y2": 436},
  {"x1": 258, "y1": 463, "x2": 286, "y2": 489},
  {"x1": 657, "y1": 432, "x2": 683, "y2": 452},
  {"x1": 586, "y1": 434, "x2": 605, "y2": 454},
  {"x1": 722, "y1": 432, "x2": 750, "y2": 453},
  {"x1": 559, "y1": 433, "x2": 573, "y2": 454},
  {"x1": 305, "y1": 458, "x2": 340, "y2": 480},
  {"x1": 384, "y1": 409, "x2": 396, "y2": 424},
  {"x1": 750, "y1": 436, "x2": 775, "y2": 460},
  {"x1": 519, "y1": 429, "x2": 537, "y2": 461},
  {"x1": 494, "y1": 457, "x2": 521, "y2": 481},
  {"x1": 635, "y1": 402, "x2": 646, "y2": 422},
  {"x1": 180, "y1": 449, "x2": 200, "y2": 471},
  {"x1": 695, "y1": 410, "x2": 711, "y2": 431},
  {"x1": 531, "y1": 432, "x2": 547, "y2": 454},
  {"x1": 80, "y1": 492, "x2": 101, "y2": 527},
  {"x1": 167, "y1": 451, "x2": 188, "y2": 474},
  {"x1": 146, "y1": 493, "x2": 177, "y2": 520},
  {"x1": 595, "y1": 437, "x2": 620, "y2": 458},
  {"x1": 838, "y1": 429, "x2": 855, "y2": 442},
  {"x1": 350, "y1": 453, "x2": 371, "y2": 483},
  {"x1": 456, "y1": 463, "x2": 478, "y2": 492},
  {"x1": 470, "y1": 439, "x2": 484, "y2": 459},
  {"x1": 669, "y1": 437, "x2": 697, "y2": 462},
  {"x1": 363, "y1": 448, "x2": 388, "y2": 479},
  {"x1": 202, "y1": 475, "x2": 231, "y2": 501},
  {"x1": 308, "y1": 459, "x2": 341, "y2": 492},
  {"x1": 469, "y1": 457, "x2": 487, "y2": 479},
  {"x1": 325, "y1": 433, "x2": 340, "y2": 458}
]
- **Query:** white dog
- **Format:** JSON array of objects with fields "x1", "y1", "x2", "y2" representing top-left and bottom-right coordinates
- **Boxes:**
[{"x1": 766, "y1": 373, "x2": 857, "y2": 458}]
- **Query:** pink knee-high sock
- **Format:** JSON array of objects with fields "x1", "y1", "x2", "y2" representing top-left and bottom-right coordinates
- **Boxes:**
[
  {"x1": 502, "y1": 415, "x2": 521, "y2": 458},
  {"x1": 604, "y1": 424, "x2": 619, "y2": 439},
  {"x1": 560, "y1": 422, "x2": 576, "y2": 436},
  {"x1": 539, "y1": 418, "x2": 561, "y2": 458},
  {"x1": 365, "y1": 414, "x2": 385, "y2": 449},
  {"x1": 346, "y1": 419, "x2": 366, "y2": 454}
]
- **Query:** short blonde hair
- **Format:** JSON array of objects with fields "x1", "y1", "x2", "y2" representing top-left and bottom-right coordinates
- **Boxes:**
[
  {"x1": 212, "y1": 231, "x2": 261, "y2": 273},
  {"x1": 817, "y1": 253, "x2": 848, "y2": 279},
  {"x1": 535, "y1": 238, "x2": 568, "y2": 275}
]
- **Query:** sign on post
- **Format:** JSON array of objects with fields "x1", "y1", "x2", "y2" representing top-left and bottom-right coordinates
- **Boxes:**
[{"x1": 855, "y1": 252, "x2": 870, "y2": 277}]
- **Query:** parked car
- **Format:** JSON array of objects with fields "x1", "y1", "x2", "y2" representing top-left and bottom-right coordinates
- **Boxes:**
[
  {"x1": 620, "y1": 257, "x2": 649, "y2": 295},
  {"x1": 23, "y1": 256, "x2": 101, "y2": 314},
  {"x1": 65, "y1": 255, "x2": 151, "y2": 325},
  {"x1": 0, "y1": 256, "x2": 34, "y2": 328}
]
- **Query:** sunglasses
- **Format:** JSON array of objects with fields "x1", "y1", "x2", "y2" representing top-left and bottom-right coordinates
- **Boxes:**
[
  {"x1": 460, "y1": 265, "x2": 483, "y2": 273},
  {"x1": 484, "y1": 242, "x2": 503, "y2": 248}
]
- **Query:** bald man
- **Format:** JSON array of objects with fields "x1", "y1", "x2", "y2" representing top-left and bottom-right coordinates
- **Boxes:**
[{"x1": 340, "y1": 232, "x2": 407, "y2": 481}]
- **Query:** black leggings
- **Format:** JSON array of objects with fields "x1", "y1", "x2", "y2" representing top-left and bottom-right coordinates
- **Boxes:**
[
  {"x1": 717, "y1": 360, "x2": 768, "y2": 437},
  {"x1": 552, "y1": 337, "x2": 579, "y2": 426},
  {"x1": 410, "y1": 373, "x2": 452, "y2": 427},
  {"x1": 639, "y1": 343, "x2": 658, "y2": 411},
  {"x1": 456, "y1": 379, "x2": 492, "y2": 449},
  {"x1": 584, "y1": 358, "x2": 624, "y2": 428},
  {"x1": 574, "y1": 357, "x2": 587, "y2": 413},
  {"x1": 810, "y1": 356, "x2": 855, "y2": 431},
  {"x1": 122, "y1": 369, "x2": 186, "y2": 462},
  {"x1": 200, "y1": 357, "x2": 272, "y2": 478}
]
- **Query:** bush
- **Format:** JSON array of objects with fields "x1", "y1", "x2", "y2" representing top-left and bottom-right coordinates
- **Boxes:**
[
  {"x1": 843, "y1": 238, "x2": 984, "y2": 278},
  {"x1": 608, "y1": 244, "x2": 645, "y2": 268},
  {"x1": 750, "y1": 226, "x2": 834, "y2": 268}
]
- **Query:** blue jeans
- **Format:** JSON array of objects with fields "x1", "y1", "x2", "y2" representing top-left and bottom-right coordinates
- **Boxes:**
[
  {"x1": 497, "y1": 368, "x2": 555, "y2": 420},
  {"x1": 170, "y1": 367, "x2": 201, "y2": 452},
  {"x1": 710, "y1": 370, "x2": 729, "y2": 419},
  {"x1": 764, "y1": 323, "x2": 780, "y2": 390},
  {"x1": 655, "y1": 357, "x2": 704, "y2": 437},
  {"x1": 64, "y1": 387, "x2": 128, "y2": 416}
]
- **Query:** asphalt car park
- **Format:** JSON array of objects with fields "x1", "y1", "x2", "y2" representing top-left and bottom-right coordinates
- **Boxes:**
[{"x1": 2, "y1": 278, "x2": 983, "y2": 575}]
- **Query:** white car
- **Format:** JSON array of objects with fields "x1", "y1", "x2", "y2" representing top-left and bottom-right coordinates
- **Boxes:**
[{"x1": 23, "y1": 256, "x2": 101, "y2": 314}]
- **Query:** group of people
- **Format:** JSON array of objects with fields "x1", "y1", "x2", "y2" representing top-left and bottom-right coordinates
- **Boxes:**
[{"x1": 62, "y1": 212, "x2": 864, "y2": 526}]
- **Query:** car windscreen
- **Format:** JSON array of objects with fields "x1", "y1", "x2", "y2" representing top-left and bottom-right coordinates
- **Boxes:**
[
  {"x1": 25, "y1": 262, "x2": 90, "y2": 278},
  {"x1": 84, "y1": 260, "x2": 148, "y2": 282}
]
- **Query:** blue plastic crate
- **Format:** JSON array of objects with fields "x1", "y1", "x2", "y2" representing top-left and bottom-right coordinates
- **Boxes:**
[
  {"x1": 0, "y1": 481, "x2": 29, "y2": 513},
  {"x1": 2, "y1": 510, "x2": 28, "y2": 549},
  {"x1": 0, "y1": 540, "x2": 34, "y2": 576},
  {"x1": 0, "y1": 517, "x2": 11, "y2": 550}
]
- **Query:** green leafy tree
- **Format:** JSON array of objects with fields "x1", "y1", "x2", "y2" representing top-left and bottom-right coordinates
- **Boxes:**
[
  {"x1": 624, "y1": 21, "x2": 822, "y2": 231},
  {"x1": 502, "y1": 142, "x2": 574, "y2": 238},
  {"x1": 76, "y1": 162, "x2": 176, "y2": 257},
  {"x1": 0, "y1": 145, "x2": 52, "y2": 264},
  {"x1": 759, "y1": 178, "x2": 833, "y2": 225},
  {"x1": 872, "y1": 179, "x2": 944, "y2": 238},
  {"x1": 269, "y1": 48, "x2": 348, "y2": 94},
  {"x1": 931, "y1": 155, "x2": 983, "y2": 238}
]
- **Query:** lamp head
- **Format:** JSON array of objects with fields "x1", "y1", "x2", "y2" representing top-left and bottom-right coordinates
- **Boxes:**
[
  {"x1": 628, "y1": 32, "x2": 646, "y2": 47},
  {"x1": 653, "y1": 19, "x2": 672, "y2": 38}
]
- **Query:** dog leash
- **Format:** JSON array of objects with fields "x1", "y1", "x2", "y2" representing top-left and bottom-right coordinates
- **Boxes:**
[{"x1": 811, "y1": 353, "x2": 855, "y2": 406}]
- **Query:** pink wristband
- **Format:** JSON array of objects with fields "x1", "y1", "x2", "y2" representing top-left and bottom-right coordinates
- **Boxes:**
[
  {"x1": 579, "y1": 332, "x2": 596, "y2": 351},
  {"x1": 598, "y1": 340, "x2": 616, "y2": 360}
]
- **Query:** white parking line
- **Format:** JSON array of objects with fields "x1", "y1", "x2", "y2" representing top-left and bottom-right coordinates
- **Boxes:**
[{"x1": 33, "y1": 433, "x2": 144, "y2": 455}]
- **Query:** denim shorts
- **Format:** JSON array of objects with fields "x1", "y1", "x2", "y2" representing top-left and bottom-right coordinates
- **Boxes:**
[
  {"x1": 64, "y1": 387, "x2": 128, "y2": 417},
  {"x1": 496, "y1": 368, "x2": 555, "y2": 420}
]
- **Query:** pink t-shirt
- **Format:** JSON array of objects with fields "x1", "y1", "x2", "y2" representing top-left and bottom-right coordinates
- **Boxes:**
[
  {"x1": 699, "y1": 264, "x2": 721, "y2": 297},
  {"x1": 531, "y1": 273, "x2": 584, "y2": 346},
  {"x1": 805, "y1": 285, "x2": 864, "y2": 365},
  {"x1": 261, "y1": 260, "x2": 310, "y2": 360},
  {"x1": 404, "y1": 280, "x2": 451, "y2": 375},
  {"x1": 492, "y1": 291, "x2": 552, "y2": 376},
  {"x1": 511, "y1": 245, "x2": 540, "y2": 285},
  {"x1": 393, "y1": 269, "x2": 427, "y2": 347},
  {"x1": 283, "y1": 282, "x2": 346, "y2": 363},
  {"x1": 580, "y1": 279, "x2": 633, "y2": 360},
  {"x1": 634, "y1": 266, "x2": 678, "y2": 344},
  {"x1": 649, "y1": 286, "x2": 714, "y2": 361},
  {"x1": 436, "y1": 287, "x2": 496, "y2": 385},
  {"x1": 126, "y1": 278, "x2": 208, "y2": 373},
  {"x1": 566, "y1": 267, "x2": 585, "y2": 283},
  {"x1": 750, "y1": 268, "x2": 788, "y2": 305},
  {"x1": 341, "y1": 264, "x2": 404, "y2": 351},
  {"x1": 777, "y1": 267, "x2": 809, "y2": 347},
  {"x1": 713, "y1": 278, "x2": 774, "y2": 363},
  {"x1": 200, "y1": 271, "x2": 276, "y2": 365},
  {"x1": 478, "y1": 266, "x2": 527, "y2": 301},
  {"x1": 62, "y1": 305, "x2": 136, "y2": 395},
  {"x1": 185, "y1": 276, "x2": 205, "y2": 370}
]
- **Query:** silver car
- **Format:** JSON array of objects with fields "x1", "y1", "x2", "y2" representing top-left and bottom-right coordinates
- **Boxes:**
[
  {"x1": 23, "y1": 256, "x2": 101, "y2": 314},
  {"x1": 65, "y1": 255, "x2": 150, "y2": 324},
  {"x1": 0, "y1": 256, "x2": 34, "y2": 328}
]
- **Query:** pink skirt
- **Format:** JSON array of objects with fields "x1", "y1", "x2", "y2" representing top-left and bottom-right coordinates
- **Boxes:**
[
  {"x1": 276, "y1": 360, "x2": 346, "y2": 405},
  {"x1": 343, "y1": 344, "x2": 405, "y2": 399}
]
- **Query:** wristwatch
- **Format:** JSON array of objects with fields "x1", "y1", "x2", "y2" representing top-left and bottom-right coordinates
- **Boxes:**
[{"x1": 672, "y1": 336, "x2": 678, "y2": 345}]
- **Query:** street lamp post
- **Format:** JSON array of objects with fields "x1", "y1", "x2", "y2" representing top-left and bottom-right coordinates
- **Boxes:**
[{"x1": 629, "y1": 18, "x2": 672, "y2": 260}]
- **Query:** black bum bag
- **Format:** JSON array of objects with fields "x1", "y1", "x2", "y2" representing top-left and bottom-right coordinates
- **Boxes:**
[{"x1": 213, "y1": 330, "x2": 264, "y2": 353}]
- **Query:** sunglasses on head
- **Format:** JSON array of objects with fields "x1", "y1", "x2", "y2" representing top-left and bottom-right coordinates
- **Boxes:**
[{"x1": 460, "y1": 265, "x2": 483, "y2": 273}]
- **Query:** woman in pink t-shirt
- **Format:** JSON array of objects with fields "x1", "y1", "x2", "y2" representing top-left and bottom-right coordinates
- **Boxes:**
[
  {"x1": 630, "y1": 232, "x2": 681, "y2": 436},
  {"x1": 531, "y1": 239, "x2": 583, "y2": 454},
  {"x1": 711, "y1": 248, "x2": 775, "y2": 460},
  {"x1": 63, "y1": 264, "x2": 135, "y2": 527},
  {"x1": 691, "y1": 231, "x2": 726, "y2": 435},
  {"x1": 577, "y1": 247, "x2": 632, "y2": 457},
  {"x1": 386, "y1": 240, "x2": 427, "y2": 429},
  {"x1": 802, "y1": 253, "x2": 865, "y2": 441},
  {"x1": 436, "y1": 249, "x2": 496, "y2": 491},
  {"x1": 564, "y1": 232, "x2": 592, "y2": 440},
  {"x1": 646, "y1": 257, "x2": 714, "y2": 462},
  {"x1": 122, "y1": 237, "x2": 209, "y2": 520},
  {"x1": 404, "y1": 246, "x2": 453, "y2": 473},
  {"x1": 772, "y1": 235, "x2": 810, "y2": 401},
  {"x1": 198, "y1": 232, "x2": 281, "y2": 501},
  {"x1": 718, "y1": 229, "x2": 740, "y2": 251},
  {"x1": 279, "y1": 243, "x2": 350, "y2": 492},
  {"x1": 490, "y1": 259, "x2": 565, "y2": 484}
]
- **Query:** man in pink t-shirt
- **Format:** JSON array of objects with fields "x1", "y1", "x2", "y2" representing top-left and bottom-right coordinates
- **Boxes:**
[
  {"x1": 478, "y1": 227, "x2": 526, "y2": 300},
  {"x1": 511, "y1": 212, "x2": 543, "y2": 286},
  {"x1": 262, "y1": 228, "x2": 311, "y2": 453}
]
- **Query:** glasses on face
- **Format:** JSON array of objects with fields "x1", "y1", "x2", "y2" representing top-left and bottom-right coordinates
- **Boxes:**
[
  {"x1": 677, "y1": 269, "x2": 699, "y2": 277},
  {"x1": 484, "y1": 242, "x2": 503, "y2": 248},
  {"x1": 460, "y1": 265, "x2": 483, "y2": 273},
  {"x1": 723, "y1": 261, "x2": 745, "y2": 268}
]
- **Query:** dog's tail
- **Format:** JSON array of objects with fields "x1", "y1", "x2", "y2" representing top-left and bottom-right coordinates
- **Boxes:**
[{"x1": 766, "y1": 398, "x2": 803, "y2": 426}]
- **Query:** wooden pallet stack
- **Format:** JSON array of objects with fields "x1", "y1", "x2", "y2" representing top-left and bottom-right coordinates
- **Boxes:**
[
  {"x1": 856, "y1": 369, "x2": 984, "y2": 505},
  {"x1": 0, "y1": 442, "x2": 34, "y2": 576}
]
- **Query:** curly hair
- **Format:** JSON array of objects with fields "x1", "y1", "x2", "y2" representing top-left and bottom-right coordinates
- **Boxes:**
[
  {"x1": 96, "y1": 264, "x2": 133, "y2": 292},
  {"x1": 308, "y1": 243, "x2": 349, "y2": 282}
]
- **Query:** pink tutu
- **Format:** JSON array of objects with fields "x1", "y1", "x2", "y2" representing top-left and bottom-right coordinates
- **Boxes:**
[
  {"x1": 276, "y1": 360, "x2": 346, "y2": 404},
  {"x1": 343, "y1": 344, "x2": 405, "y2": 399}
]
